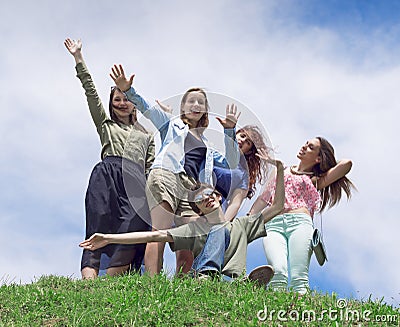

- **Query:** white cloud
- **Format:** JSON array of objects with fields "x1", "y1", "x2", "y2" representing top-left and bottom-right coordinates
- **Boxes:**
[{"x1": 0, "y1": 0, "x2": 399, "y2": 306}]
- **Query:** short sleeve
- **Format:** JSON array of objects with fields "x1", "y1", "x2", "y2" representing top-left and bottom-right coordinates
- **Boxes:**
[
  {"x1": 167, "y1": 224, "x2": 195, "y2": 252},
  {"x1": 240, "y1": 213, "x2": 267, "y2": 243}
]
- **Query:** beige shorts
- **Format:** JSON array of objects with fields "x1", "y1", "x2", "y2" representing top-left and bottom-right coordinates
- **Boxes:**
[{"x1": 146, "y1": 168, "x2": 197, "y2": 226}]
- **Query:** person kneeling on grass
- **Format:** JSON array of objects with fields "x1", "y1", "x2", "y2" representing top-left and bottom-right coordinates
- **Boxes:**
[{"x1": 80, "y1": 150, "x2": 284, "y2": 285}]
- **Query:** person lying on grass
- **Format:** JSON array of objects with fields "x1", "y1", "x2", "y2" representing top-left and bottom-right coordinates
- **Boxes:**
[{"x1": 80, "y1": 149, "x2": 284, "y2": 282}]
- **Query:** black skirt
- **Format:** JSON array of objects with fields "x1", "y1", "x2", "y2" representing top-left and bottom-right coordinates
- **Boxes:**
[{"x1": 81, "y1": 156, "x2": 151, "y2": 271}]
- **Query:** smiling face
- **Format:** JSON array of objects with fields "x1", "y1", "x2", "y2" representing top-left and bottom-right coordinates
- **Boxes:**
[
  {"x1": 297, "y1": 138, "x2": 321, "y2": 166},
  {"x1": 236, "y1": 131, "x2": 254, "y2": 155},
  {"x1": 193, "y1": 188, "x2": 222, "y2": 215},
  {"x1": 181, "y1": 91, "x2": 207, "y2": 124},
  {"x1": 180, "y1": 88, "x2": 209, "y2": 129},
  {"x1": 111, "y1": 89, "x2": 135, "y2": 122}
]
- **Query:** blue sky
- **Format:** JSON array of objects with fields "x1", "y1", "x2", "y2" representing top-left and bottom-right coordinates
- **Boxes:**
[
  {"x1": 295, "y1": 0, "x2": 400, "y2": 27},
  {"x1": 0, "y1": 0, "x2": 399, "y2": 309}
]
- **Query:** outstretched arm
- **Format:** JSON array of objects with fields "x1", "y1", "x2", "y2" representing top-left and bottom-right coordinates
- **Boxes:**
[
  {"x1": 79, "y1": 230, "x2": 173, "y2": 251},
  {"x1": 110, "y1": 64, "x2": 134, "y2": 92},
  {"x1": 224, "y1": 188, "x2": 248, "y2": 222},
  {"x1": 156, "y1": 99, "x2": 173, "y2": 113},
  {"x1": 215, "y1": 104, "x2": 241, "y2": 129},
  {"x1": 248, "y1": 196, "x2": 268, "y2": 215},
  {"x1": 316, "y1": 159, "x2": 352, "y2": 190},
  {"x1": 215, "y1": 104, "x2": 241, "y2": 169},
  {"x1": 109, "y1": 64, "x2": 171, "y2": 130},
  {"x1": 64, "y1": 38, "x2": 107, "y2": 129},
  {"x1": 64, "y1": 38, "x2": 84, "y2": 65},
  {"x1": 256, "y1": 149, "x2": 284, "y2": 223}
]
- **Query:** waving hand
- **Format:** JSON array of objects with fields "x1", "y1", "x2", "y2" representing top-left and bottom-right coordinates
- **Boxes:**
[
  {"x1": 110, "y1": 64, "x2": 135, "y2": 92},
  {"x1": 64, "y1": 38, "x2": 83, "y2": 64},
  {"x1": 216, "y1": 103, "x2": 241, "y2": 129}
]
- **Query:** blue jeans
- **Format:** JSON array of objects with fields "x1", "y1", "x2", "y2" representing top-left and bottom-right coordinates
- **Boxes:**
[
  {"x1": 263, "y1": 213, "x2": 313, "y2": 294},
  {"x1": 192, "y1": 225, "x2": 230, "y2": 274}
]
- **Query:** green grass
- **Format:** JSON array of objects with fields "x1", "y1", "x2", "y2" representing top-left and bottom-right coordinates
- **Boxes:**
[{"x1": 0, "y1": 274, "x2": 398, "y2": 326}]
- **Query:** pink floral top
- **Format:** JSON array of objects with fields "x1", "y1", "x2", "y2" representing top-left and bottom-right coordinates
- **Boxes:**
[{"x1": 261, "y1": 167, "x2": 321, "y2": 217}]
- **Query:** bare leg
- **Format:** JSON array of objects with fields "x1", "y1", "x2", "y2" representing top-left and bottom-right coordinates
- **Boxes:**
[
  {"x1": 106, "y1": 264, "x2": 131, "y2": 277},
  {"x1": 144, "y1": 201, "x2": 175, "y2": 276},
  {"x1": 176, "y1": 250, "x2": 194, "y2": 276},
  {"x1": 81, "y1": 267, "x2": 98, "y2": 280},
  {"x1": 174, "y1": 215, "x2": 199, "y2": 276}
]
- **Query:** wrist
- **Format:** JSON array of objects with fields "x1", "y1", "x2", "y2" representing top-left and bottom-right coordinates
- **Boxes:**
[
  {"x1": 74, "y1": 52, "x2": 84, "y2": 64},
  {"x1": 223, "y1": 127, "x2": 236, "y2": 138},
  {"x1": 103, "y1": 234, "x2": 112, "y2": 245}
]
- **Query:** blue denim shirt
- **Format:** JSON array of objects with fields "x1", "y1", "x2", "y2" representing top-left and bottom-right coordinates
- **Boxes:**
[{"x1": 124, "y1": 87, "x2": 239, "y2": 185}]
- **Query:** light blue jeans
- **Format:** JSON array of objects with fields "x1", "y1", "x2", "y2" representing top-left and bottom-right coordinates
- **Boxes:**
[
  {"x1": 263, "y1": 213, "x2": 313, "y2": 294},
  {"x1": 192, "y1": 225, "x2": 230, "y2": 274}
]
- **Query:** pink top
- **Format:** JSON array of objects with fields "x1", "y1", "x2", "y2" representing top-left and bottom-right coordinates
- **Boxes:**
[{"x1": 261, "y1": 167, "x2": 321, "y2": 217}]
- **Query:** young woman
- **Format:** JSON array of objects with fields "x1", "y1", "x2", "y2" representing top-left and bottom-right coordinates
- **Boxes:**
[
  {"x1": 249, "y1": 137, "x2": 355, "y2": 294},
  {"x1": 212, "y1": 125, "x2": 270, "y2": 221},
  {"x1": 109, "y1": 64, "x2": 241, "y2": 275},
  {"x1": 156, "y1": 101, "x2": 270, "y2": 222},
  {"x1": 79, "y1": 149, "x2": 285, "y2": 284},
  {"x1": 64, "y1": 39, "x2": 155, "y2": 279}
]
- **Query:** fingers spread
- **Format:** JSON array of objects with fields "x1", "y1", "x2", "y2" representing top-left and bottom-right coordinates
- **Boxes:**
[{"x1": 119, "y1": 64, "x2": 125, "y2": 75}]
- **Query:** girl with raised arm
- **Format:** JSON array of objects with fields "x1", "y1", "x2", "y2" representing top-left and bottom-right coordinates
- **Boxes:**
[
  {"x1": 80, "y1": 151, "x2": 285, "y2": 282},
  {"x1": 109, "y1": 65, "x2": 241, "y2": 275},
  {"x1": 249, "y1": 137, "x2": 355, "y2": 294},
  {"x1": 157, "y1": 99, "x2": 270, "y2": 222},
  {"x1": 213, "y1": 125, "x2": 270, "y2": 221},
  {"x1": 64, "y1": 38, "x2": 155, "y2": 279}
]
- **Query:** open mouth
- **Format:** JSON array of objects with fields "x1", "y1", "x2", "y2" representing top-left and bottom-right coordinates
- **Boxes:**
[{"x1": 207, "y1": 198, "x2": 217, "y2": 208}]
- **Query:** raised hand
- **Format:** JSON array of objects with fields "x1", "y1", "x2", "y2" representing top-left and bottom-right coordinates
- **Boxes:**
[
  {"x1": 110, "y1": 64, "x2": 134, "y2": 93},
  {"x1": 156, "y1": 99, "x2": 173, "y2": 113},
  {"x1": 256, "y1": 148, "x2": 281, "y2": 167},
  {"x1": 79, "y1": 233, "x2": 108, "y2": 251},
  {"x1": 216, "y1": 103, "x2": 241, "y2": 129},
  {"x1": 64, "y1": 38, "x2": 83, "y2": 63}
]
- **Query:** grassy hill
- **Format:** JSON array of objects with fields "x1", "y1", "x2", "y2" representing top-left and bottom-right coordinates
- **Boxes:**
[{"x1": 0, "y1": 274, "x2": 398, "y2": 326}]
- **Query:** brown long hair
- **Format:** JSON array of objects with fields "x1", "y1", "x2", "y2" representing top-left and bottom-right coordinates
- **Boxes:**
[
  {"x1": 312, "y1": 136, "x2": 355, "y2": 212},
  {"x1": 238, "y1": 125, "x2": 270, "y2": 199},
  {"x1": 108, "y1": 87, "x2": 148, "y2": 133},
  {"x1": 180, "y1": 87, "x2": 209, "y2": 133}
]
